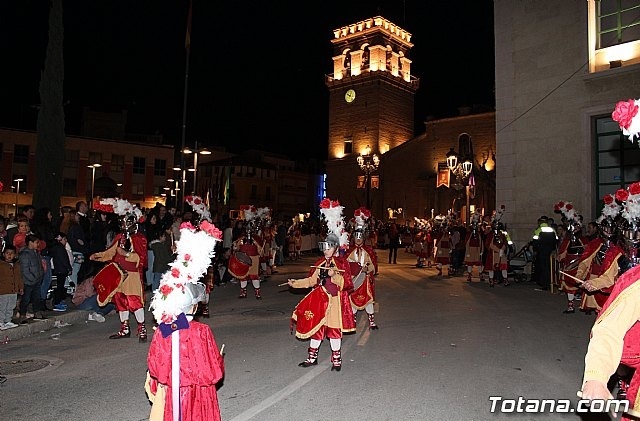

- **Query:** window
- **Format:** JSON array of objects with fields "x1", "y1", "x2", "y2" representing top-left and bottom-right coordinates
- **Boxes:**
[
  {"x1": 154, "y1": 159, "x2": 166, "y2": 176},
  {"x1": 132, "y1": 183, "x2": 144, "y2": 196},
  {"x1": 265, "y1": 186, "x2": 271, "y2": 200},
  {"x1": 597, "y1": 0, "x2": 640, "y2": 49},
  {"x1": 594, "y1": 114, "x2": 640, "y2": 214},
  {"x1": 250, "y1": 185, "x2": 257, "y2": 199},
  {"x1": 133, "y1": 157, "x2": 145, "y2": 175},
  {"x1": 14, "y1": 145, "x2": 28, "y2": 164},
  {"x1": 63, "y1": 178, "x2": 77, "y2": 197},
  {"x1": 64, "y1": 149, "x2": 79, "y2": 169},
  {"x1": 111, "y1": 154, "x2": 125, "y2": 172},
  {"x1": 344, "y1": 137, "x2": 353, "y2": 155}
]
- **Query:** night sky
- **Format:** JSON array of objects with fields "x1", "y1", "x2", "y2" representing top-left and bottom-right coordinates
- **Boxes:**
[{"x1": 0, "y1": 1, "x2": 494, "y2": 160}]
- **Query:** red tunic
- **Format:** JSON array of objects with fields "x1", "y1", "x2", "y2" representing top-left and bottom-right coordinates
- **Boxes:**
[
  {"x1": 484, "y1": 232, "x2": 507, "y2": 271},
  {"x1": 346, "y1": 244, "x2": 378, "y2": 308},
  {"x1": 593, "y1": 266, "x2": 640, "y2": 419},
  {"x1": 146, "y1": 321, "x2": 225, "y2": 421},
  {"x1": 434, "y1": 231, "x2": 451, "y2": 264},
  {"x1": 464, "y1": 231, "x2": 483, "y2": 266},
  {"x1": 290, "y1": 256, "x2": 356, "y2": 338}
]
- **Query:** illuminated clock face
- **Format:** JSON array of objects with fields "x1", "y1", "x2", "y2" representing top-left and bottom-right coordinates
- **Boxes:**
[{"x1": 345, "y1": 89, "x2": 356, "y2": 103}]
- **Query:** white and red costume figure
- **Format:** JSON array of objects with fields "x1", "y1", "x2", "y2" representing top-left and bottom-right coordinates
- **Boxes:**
[
  {"x1": 288, "y1": 198, "x2": 354, "y2": 372},
  {"x1": 346, "y1": 207, "x2": 379, "y2": 330},
  {"x1": 146, "y1": 219, "x2": 224, "y2": 421},
  {"x1": 464, "y1": 212, "x2": 484, "y2": 282},
  {"x1": 580, "y1": 185, "x2": 640, "y2": 314},
  {"x1": 233, "y1": 205, "x2": 270, "y2": 300},
  {"x1": 433, "y1": 216, "x2": 451, "y2": 276},
  {"x1": 484, "y1": 222, "x2": 508, "y2": 287},
  {"x1": 185, "y1": 195, "x2": 214, "y2": 317},
  {"x1": 554, "y1": 200, "x2": 586, "y2": 313},
  {"x1": 91, "y1": 199, "x2": 148, "y2": 341}
]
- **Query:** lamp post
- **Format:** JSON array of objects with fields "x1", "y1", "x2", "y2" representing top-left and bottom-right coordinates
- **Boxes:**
[
  {"x1": 445, "y1": 147, "x2": 473, "y2": 225},
  {"x1": 182, "y1": 140, "x2": 211, "y2": 196},
  {"x1": 13, "y1": 178, "x2": 23, "y2": 216},
  {"x1": 87, "y1": 163, "x2": 102, "y2": 209},
  {"x1": 356, "y1": 145, "x2": 380, "y2": 210}
]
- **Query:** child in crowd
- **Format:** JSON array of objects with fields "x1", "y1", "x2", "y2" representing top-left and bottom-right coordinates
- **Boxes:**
[
  {"x1": 0, "y1": 246, "x2": 23, "y2": 329},
  {"x1": 18, "y1": 234, "x2": 45, "y2": 321}
]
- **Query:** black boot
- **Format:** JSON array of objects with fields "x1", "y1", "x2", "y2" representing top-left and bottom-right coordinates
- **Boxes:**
[
  {"x1": 137, "y1": 323, "x2": 148, "y2": 343},
  {"x1": 368, "y1": 313, "x2": 379, "y2": 330},
  {"x1": 298, "y1": 347, "x2": 319, "y2": 367},
  {"x1": 109, "y1": 320, "x2": 131, "y2": 339},
  {"x1": 331, "y1": 350, "x2": 342, "y2": 372}
]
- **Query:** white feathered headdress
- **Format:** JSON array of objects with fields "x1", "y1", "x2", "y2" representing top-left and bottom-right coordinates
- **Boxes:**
[
  {"x1": 149, "y1": 200, "x2": 223, "y2": 324},
  {"x1": 319, "y1": 198, "x2": 348, "y2": 248}
]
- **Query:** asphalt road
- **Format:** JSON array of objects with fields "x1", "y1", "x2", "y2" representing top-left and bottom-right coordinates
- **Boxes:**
[{"x1": 0, "y1": 250, "x2": 610, "y2": 421}]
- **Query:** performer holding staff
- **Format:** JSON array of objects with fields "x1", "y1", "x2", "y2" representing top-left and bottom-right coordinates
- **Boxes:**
[{"x1": 287, "y1": 198, "x2": 355, "y2": 372}]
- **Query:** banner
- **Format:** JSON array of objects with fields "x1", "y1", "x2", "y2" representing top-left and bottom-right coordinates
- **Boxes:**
[{"x1": 437, "y1": 168, "x2": 450, "y2": 188}]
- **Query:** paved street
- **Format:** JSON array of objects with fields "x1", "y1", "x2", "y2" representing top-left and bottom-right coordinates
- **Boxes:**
[{"x1": 0, "y1": 250, "x2": 608, "y2": 421}]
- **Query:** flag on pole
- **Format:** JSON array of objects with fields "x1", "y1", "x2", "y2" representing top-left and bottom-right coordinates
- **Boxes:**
[
  {"x1": 185, "y1": 0, "x2": 193, "y2": 50},
  {"x1": 436, "y1": 165, "x2": 450, "y2": 188}
]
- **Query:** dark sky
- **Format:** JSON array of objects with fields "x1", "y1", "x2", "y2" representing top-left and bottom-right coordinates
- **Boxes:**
[{"x1": 0, "y1": 1, "x2": 494, "y2": 161}]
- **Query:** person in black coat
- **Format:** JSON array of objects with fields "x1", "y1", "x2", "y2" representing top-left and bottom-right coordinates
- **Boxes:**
[{"x1": 49, "y1": 232, "x2": 73, "y2": 311}]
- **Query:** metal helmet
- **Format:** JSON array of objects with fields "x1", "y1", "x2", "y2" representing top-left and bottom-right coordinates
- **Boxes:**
[
  {"x1": 353, "y1": 225, "x2": 366, "y2": 241},
  {"x1": 120, "y1": 213, "x2": 139, "y2": 235},
  {"x1": 318, "y1": 233, "x2": 340, "y2": 251}
]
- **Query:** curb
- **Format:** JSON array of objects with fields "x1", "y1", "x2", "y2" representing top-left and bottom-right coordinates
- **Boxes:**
[{"x1": 2, "y1": 310, "x2": 92, "y2": 343}]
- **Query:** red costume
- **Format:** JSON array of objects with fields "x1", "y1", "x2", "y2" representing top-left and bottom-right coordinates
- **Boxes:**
[
  {"x1": 92, "y1": 231, "x2": 148, "y2": 341},
  {"x1": 93, "y1": 232, "x2": 147, "y2": 310},
  {"x1": 346, "y1": 243, "x2": 378, "y2": 308},
  {"x1": 434, "y1": 229, "x2": 451, "y2": 265},
  {"x1": 577, "y1": 238, "x2": 623, "y2": 313},
  {"x1": 290, "y1": 255, "x2": 356, "y2": 339},
  {"x1": 146, "y1": 320, "x2": 225, "y2": 421},
  {"x1": 583, "y1": 265, "x2": 640, "y2": 420}
]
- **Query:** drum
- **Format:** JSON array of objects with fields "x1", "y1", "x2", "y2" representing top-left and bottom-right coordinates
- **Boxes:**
[
  {"x1": 93, "y1": 262, "x2": 128, "y2": 306},
  {"x1": 228, "y1": 251, "x2": 252, "y2": 279},
  {"x1": 349, "y1": 261, "x2": 366, "y2": 290}
]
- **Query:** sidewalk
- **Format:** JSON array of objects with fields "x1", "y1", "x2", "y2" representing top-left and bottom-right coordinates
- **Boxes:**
[{"x1": 1, "y1": 308, "x2": 93, "y2": 343}]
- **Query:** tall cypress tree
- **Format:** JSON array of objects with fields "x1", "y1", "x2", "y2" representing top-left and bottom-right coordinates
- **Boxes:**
[{"x1": 33, "y1": 0, "x2": 65, "y2": 212}]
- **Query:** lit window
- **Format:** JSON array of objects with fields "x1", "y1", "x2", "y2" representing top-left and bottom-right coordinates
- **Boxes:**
[{"x1": 597, "y1": 0, "x2": 640, "y2": 49}]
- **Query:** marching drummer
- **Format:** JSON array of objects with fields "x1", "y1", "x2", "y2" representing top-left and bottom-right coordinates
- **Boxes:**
[
  {"x1": 287, "y1": 233, "x2": 355, "y2": 372},
  {"x1": 90, "y1": 199, "x2": 148, "y2": 342},
  {"x1": 345, "y1": 207, "x2": 379, "y2": 330}
]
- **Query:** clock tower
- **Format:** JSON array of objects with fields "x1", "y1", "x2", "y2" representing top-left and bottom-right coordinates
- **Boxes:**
[{"x1": 325, "y1": 16, "x2": 419, "y2": 212}]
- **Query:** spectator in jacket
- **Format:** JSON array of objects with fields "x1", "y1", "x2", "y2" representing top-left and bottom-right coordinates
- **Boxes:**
[
  {"x1": 49, "y1": 232, "x2": 73, "y2": 312},
  {"x1": 149, "y1": 230, "x2": 173, "y2": 292},
  {"x1": 18, "y1": 234, "x2": 46, "y2": 321},
  {"x1": 0, "y1": 246, "x2": 22, "y2": 329}
]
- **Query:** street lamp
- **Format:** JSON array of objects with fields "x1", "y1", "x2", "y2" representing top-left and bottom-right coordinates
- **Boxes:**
[
  {"x1": 87, "y1": 163, "x2": 102, "y2": 209},
  {"x1": 172, "y1": 165, "x2": 187, "y2": 212},
  {"x1": 13, "y1": 178, "x2": 23, "y2": 216},
  {"x1": 182, "y1": 140, "x2": 211, "y2": 196},
  {"x1": 445, "y1": 147, "x2": 473, "y2": 225},
  {"x1": 356, "y1": 145, "x2": 380, "y2": 210}
]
